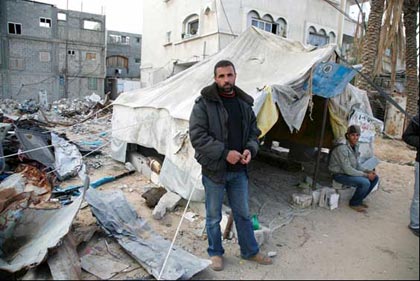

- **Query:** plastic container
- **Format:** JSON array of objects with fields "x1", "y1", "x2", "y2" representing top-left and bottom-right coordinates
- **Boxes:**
[{"x1": 252, "y1": 214, "x2": 260, "y2": 230}]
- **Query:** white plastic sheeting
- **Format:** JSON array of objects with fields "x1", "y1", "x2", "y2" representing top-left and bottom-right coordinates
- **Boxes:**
[{"x1": 111, "y1": 27, "x2": 338, "y2": 201}]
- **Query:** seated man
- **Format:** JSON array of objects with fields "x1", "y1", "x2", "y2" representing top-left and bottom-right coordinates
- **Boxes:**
[{"x1": 328, "y1": 125, "x2": 379, "y2": 213}]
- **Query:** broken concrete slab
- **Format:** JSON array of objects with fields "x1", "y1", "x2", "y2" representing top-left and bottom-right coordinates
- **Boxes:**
[
  {"x1": 152, "y1": 191, "x2": 182, "y2": 220},
  {"x1": 85, "y1": 188, "x2": 211, "y2": 280},
  {"x1": 292, "y1": 193, "x2": 313, "y2": 208}
]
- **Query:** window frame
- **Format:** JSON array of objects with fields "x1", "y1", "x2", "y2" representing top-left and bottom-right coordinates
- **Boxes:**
[
  {"x1": 307, "y1": 26, "x2": 330, "y2": 47},
  {"x1": 39, "y1": 17, "x2": 52, "y2": 28},
  {"x1": 182, "y1": 14, "x2": 199, "y2": 39},
  {"x1": 8, "y1": 22, "x2": 22, "y2": 35},
  {"x1": 251, "y1": 18, "x2": 277, "y2": 34},
  {"x1": 83, "y1": 20, "x2": 101, "y2": 31},
  {"x1": 57, "y1": 12, "x2": 67, "y2": 21},
  {"x1": 85, "y1": 52, "x2": 97, "y2": 61},
  {"x1": 39, "y1": 51, "x2": 51, "y2": 62}
]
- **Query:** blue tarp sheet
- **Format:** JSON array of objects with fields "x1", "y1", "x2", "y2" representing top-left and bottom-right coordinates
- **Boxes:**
[{"x1": 306, "y1": 62, "x2": 357, "y2": 98}]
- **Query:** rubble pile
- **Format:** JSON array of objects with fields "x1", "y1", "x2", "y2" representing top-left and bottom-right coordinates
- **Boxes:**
[
  {"x1": 0, "y1": 99, "x2": 20, "y2": 116},
  {"x1": 51, "y1": 95, "x2": 103, "y2": 118},
  {"x1": 0, "y1": 95, "x2": 114, "y2": 277}
]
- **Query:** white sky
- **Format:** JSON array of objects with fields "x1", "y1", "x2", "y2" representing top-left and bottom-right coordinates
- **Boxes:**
[{"x1": 35, "y1": 0, "x2": 143, "y2": 34}]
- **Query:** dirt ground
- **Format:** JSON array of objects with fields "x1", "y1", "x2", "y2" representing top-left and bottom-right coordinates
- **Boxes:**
[{"x1": 39, "y1": 118, "x2": 418, "y2": 280}]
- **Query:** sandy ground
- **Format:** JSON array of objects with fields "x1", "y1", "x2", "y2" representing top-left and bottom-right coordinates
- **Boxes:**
[{"x1": 64, "y1": 130, "x2": 419, "y2": 280}]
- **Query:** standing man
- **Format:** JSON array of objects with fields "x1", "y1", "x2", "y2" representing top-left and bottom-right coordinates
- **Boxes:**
[
  {"x1": 402, "y1": 113, "x2": 419, "y2": 237},
  {"x1": 328, "y1": 125, "x2": 379, "y2": 213},
  {"x1": 189, "y1": 60, "x2": 272, "y2": 271}
]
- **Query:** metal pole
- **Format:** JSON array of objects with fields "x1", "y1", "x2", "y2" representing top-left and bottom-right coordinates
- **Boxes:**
[{"x1": 312, "y1": 97, "x2": 329, "y2": 190}]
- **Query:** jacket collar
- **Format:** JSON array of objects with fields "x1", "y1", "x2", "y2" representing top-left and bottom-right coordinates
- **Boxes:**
[{"x1": 200, "y1": 82, "x2": 254, "y2": 105}]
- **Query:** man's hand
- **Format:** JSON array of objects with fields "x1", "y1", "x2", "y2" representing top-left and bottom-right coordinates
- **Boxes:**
[
  {"x1": 226, "y1": 150, "x2": 244, "y2": 164},
  {"x1": 367, "y1": 171, "x2": 376, "y2": 181},
  {"x1": 240, "y1": 149, "x2": 251, "y2": 164}
]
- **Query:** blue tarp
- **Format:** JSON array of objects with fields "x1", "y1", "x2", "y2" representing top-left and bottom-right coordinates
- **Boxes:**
[{"x1": 305, "y1": 62, "x2": 357, "y2": 98}]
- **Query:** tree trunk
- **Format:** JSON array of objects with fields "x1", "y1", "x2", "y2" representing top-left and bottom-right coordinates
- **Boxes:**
[
  {"x1": 356, "y1": 0, "x2": 385, "y2": 91},
  {"x1": 403, "y1": 0, "x2": 419, "y2": 118}
]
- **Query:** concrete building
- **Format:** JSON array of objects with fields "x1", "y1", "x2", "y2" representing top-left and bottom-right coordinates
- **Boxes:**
[
  {"x1": 0, "y1": 0, "x2": 106, "y2": 102},
  {"x1": 141, "y1": 0, "x2": 361, "y2": 87},
  {"x1": 105, "y1": 30, "x2": 142, "y2": 97}
]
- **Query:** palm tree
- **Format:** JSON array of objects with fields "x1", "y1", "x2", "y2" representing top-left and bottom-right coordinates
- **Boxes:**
[
  {"x1": 355, "y1": 0, "x2": 385, "y2": 91},
  {"x1": 403, "y1": 0, "x2": 419, "y2": 118}
]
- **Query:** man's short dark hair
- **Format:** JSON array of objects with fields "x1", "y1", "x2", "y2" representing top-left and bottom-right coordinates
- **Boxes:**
[{"x1": 214, "y1": 60, "x2": 236, "y2": 77}]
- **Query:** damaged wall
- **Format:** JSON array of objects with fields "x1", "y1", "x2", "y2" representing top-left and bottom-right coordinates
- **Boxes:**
[{"x1": 0, "y1": 0, "x2": 106, "y2": 102}]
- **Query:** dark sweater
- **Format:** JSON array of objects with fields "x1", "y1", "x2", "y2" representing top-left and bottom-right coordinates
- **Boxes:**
[{"x1": 220, "y1": 93, "x2": 245, "y2": 172}]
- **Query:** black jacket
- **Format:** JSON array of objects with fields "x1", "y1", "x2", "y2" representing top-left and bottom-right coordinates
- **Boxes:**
[
  {"x1": 189, "y1": 83, "x2": 261, "y2": 183},
  {"x1": 402, "y1": 114, "x2": 419, "y2": 162}
]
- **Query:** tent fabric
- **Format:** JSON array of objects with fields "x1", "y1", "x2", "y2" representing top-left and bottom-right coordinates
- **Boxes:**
[{"x1": 111, "y1": 27, "x2": 369, "y2": 202}]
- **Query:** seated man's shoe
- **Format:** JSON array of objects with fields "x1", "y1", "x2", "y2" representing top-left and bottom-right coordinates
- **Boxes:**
[
  {"x1": 409, "y1": 226, "x2": 419, "y2": 237},
  {"x1": 361, "y1": 202, "x2": 369, "y2": 208},
  {"x1": 244, "y1": 252, "x2": 273, "y2": 265},
  {"x1": 349, "y1": 205, "x2": 367, "y2": 213},
  {"x1": 210, "y1": 256, "x2": 224, "y2": 271}
]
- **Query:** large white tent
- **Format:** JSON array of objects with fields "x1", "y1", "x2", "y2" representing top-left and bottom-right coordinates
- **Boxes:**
[{"x1": 111, "y1": 27, "x2": 375, "y2": 201}]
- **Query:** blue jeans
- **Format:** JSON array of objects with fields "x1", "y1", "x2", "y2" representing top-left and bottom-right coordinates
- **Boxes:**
[
  {"x1": 202, "y1": 171, "x2": 259, "y2": 258},
  {"x1": 410, "y1": 162, "x2": 419, "y2": 229},
  {"x1": 333, "y1": 173, "x2": 379, "y2": 206}
]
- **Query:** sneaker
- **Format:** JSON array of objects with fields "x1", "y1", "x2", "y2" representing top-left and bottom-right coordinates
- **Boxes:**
[
  {"x1": 361, "y1": 202, "x2": 369, "y2": 208},
  {"x1": 244, "y1": 252, "x2": 273, "y2": 265},
  {"x1": 349, "y1": 205, "x2": 367, "y2": 213},
  {"x1": 409, "y1": 226, "x2": 419, "y2": 237},
  {"x1": 210, "y1": 256, "x2": 224, "y2": 271}
]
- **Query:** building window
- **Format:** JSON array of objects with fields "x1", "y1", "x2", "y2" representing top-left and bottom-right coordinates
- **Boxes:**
[
  {"x1": 109, "y1": 34, "x2": 120, "y2": 43},
  {"x1": 328, "y1": 31, "x2": 336, "y2": 43},
  {"x1": 109, "y1": 34, "x2": 130, "y2": 44},
  {"x1": 106, "y1": 56, "x2": 128, "y2": 69},
  {"x1": 68, "y1": 50, "x2": 75, "y2": 56},
  {"x1": 307, "y1": 26, "x2": 329, "y2": 46},
  {"x1": 182, "y1": 14, "x2": 199, "y2": 39},
  {"x1": 86, "y1": 52, "x2": 97, "y2": 60},
  {"x1": 135, "y1": 58, "x2": 141, "y2": 63},
  {"x1": 58, "y1": 12, "x2": 67, "y2": 21},
  {"x1": 88, "y1": 78, "x2": 98, "y2": 90},
  {"x1": 248, "y1": 12, "x2": 278, "y2": 35},
  {"x1": 135, "y1": 37, "x2": 141, "y2": 43},
  {"x1": 166, "y1": 31, "x2": 172, "y2": 43},
  {"x1": 40, "y1": 18, "x2": 52, "y2": 28},
  {"x1": 8, "y1": 22, "x2": 22, "y2": 35},
  {"x1": 121, "y1": 36, "x2": 130, "y2": 44},
  {"x1": 276, "y1": 18, "x2": 287, "y2": 37},
  {"x1": 39, "y1": 51, "x2": 51, "y2": 62},
  {"x1": 83, "y1": 20, "x2": 101, "y2": 31},
  {"x1": 9, "y1": 58, "x2": 25, "y2": 70}
]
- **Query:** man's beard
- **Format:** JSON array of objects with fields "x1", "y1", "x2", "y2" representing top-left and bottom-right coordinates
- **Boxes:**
[{"x1": 217, "y1": 83, "x2": 234, "y2": 94}]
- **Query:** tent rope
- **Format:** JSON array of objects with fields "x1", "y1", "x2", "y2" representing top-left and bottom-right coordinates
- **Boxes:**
[{"x1": 157, "y1": 180, "x2": 197, "y2": 280}]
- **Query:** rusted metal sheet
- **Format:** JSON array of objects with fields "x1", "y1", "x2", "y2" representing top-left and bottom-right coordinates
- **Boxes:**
[{"x1": 0, "y1": 179, "x2": 87, "y2": 272}]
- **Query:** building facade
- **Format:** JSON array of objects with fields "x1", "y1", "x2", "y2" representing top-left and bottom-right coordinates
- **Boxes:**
[
  {"x1": 141, "y1": 0, "x2": 360, "y2": 87},
  {"x1": 0, "y1": 0, "x2": 106, "y2": 102},
  {"x1": 105, "y1": 30, "x2": 142, "y2": 96}
]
